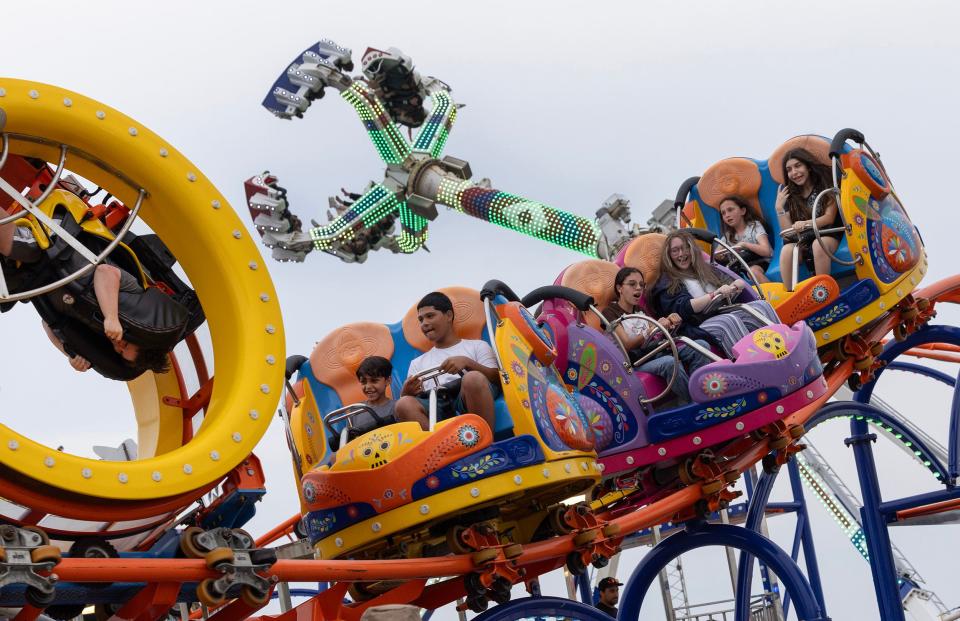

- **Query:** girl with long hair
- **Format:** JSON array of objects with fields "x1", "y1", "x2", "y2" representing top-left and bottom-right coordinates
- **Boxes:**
[
  {"x1": 602, "y1": 266, "x2": 711, "y2": 404},
  {"x1": 775, "y1": 148, "x2": 844, "y2": 288},
  {"x1": 717, "y1": 196, "x2": 772, "y2": 283},
  {"x1": 652, "y1": 230, "x2": 779, "y2": 358}
]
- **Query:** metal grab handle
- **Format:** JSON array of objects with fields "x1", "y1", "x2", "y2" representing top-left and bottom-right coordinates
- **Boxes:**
[
  {"x1": 715, "y1": 301, "x2": 776, "y2": 327},
  {"x1": 791, "y1": 238, "x2": 801, "y2": 291},
  {"x1": 428, "y1": 388, "x2": 438, "y2": 432},
  {"x1": 278, "y1": 404, "x2": 302, "y2": 480},
  {"x1": 412, "y1": 365, "x2": 463, "y2": 431},
  {"x1": 632, "y1": 340, "x2": 670, "y2": 366},
  {"x1": 676, "y1": 335, "x2": 723, "y2": 363},
  {"x1": 604, "y1": 312, "x2": 680, "y2": 404},
  {"x1": 412, "y1": 365, "x2": 449, "y2": 384},
  {"x1": 810, "y1": 188, "x2": 858, "y2": 266},
  {"x1": 710, "y1": 237, "x2": 766, "y2": 301},
  {"x1": 482, "y1": 297, "x2": 508, "y2": 385},
  {"x1": 323, "y1": 403, "x2": 381, "y2": 448},
  {"x1": 0, "y1": 133, "x2": 8, "y2": 173},
  {"x1": 0, "y1": 186, "x2": 145, "y2": 303}
]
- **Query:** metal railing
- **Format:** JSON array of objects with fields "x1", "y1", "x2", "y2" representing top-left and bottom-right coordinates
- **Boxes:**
[{"x1": 673, "y1": 593, "x2": 782, "y2": 621}]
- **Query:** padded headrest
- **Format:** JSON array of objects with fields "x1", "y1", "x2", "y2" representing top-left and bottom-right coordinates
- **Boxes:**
[
  {"x1": 402, "y1": 286, "x2": 485, "y2": 352},
  {"x1": 559, "y1": 260, "x2": 619, "y2": 309},
  {"x1": 768, "y1": 135, "x2": 831, "y2": 184},
  {"x1": 697, "y1": 158, "x2": 762, "y2": 218},
  {"x1": 309, "y1": 322, "x2": 394, "y2": 406},
  {"x1": 621, "y1": 233, "x2": 667, "y2": 292},
  {"x1": 559, "y1": 260, "x2": 620, "y2": 329}
]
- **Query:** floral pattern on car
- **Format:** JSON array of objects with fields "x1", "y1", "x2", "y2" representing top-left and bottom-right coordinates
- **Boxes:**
[
  {"x1": 694, "y1": 397, "x2": 747, "y2": 423},
  {"x1": 451, "y1": 453, "x2": 506, "y2": 479}
]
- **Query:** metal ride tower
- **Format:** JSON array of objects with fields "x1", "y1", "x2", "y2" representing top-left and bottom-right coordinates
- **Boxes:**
[{"x1": 244, "y1": 41, "x2": 639, "y2": 265}]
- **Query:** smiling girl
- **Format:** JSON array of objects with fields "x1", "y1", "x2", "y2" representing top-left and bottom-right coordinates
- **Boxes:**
[
  {"x1": 776, "y1": 148, "x2": 844, "y2": 288},
  {"x1": 652, "y1": 230, "x2": 779, "y2": 358},
  {"x1": 717, "y1": 196, "x2": 772, "y2": 283},
  {"x1": 602, "y1": 266, "x2": 711, "y2": 404}
]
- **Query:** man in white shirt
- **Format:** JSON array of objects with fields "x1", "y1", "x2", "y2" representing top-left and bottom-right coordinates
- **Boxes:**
[{"x1": 395, "y1": 292, "x2": 501, "y2": 432}]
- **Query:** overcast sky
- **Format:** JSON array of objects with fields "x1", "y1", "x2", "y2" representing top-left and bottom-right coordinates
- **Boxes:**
[{"x1": 3, "y1": 1, "x2": 960, "y2": 619}]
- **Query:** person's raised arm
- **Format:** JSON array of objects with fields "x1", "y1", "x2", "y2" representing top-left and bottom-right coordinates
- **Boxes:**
[
  {"x1": 775, "y1": 186, "x2": 795, "y2": 232},
  {"x1": 42, "y1": 320, "x2": 90, "y2": 372},
  {"x1": 42, "y1": 320, "x2": 67, "y2": 355},
  {"x1": 93, "y1": 264, "x2": 123, "y2": 342}
]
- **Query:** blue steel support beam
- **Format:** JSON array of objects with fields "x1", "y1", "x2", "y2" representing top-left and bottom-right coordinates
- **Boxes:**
[
  {"x1": 846, "y1": 417, "x2": 905, "y2": 621},
  {"x1": 576, "y1": 571, "x2": 592, "y2": 605},
  {"x1": 621, "y1": 522, "x2": 830, "y2": 621},
  {"x1": 788, "y1": 459, "x2": 827, "y2": 613},
  {"x1": 735, "y1": 466, "x2": 779, "y2": 621},
  {"x1": 855, "y1": 324, "x2": 960, "y2": 404},
  {"x1": 949, "y1": 366, "x2": 960, "y2": 482},
  {"x1": 781, "y1": 515, "x2": 802, "y2": 618},
  {"x1": 767, "y1": 502, "x2": 802, "y2": 512},
  {"x1": 878, "y1": 485, "x2": 960, "y2": 517},
  {"x1": 884, "y1": 361, "x2": 956, "y2": 388},
  {"x1": 735, "y1": 400, "x2": 944, "y2": 621},
  {"x1": 805, "y1": 401, "x2": 949, "y2": 483},
  {"x1": 744, "y1": 466, "x2": 757, "y2": 496}
]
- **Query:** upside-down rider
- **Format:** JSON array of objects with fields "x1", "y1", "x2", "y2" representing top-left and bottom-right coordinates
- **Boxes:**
[{"x1": 0, "y1": 204, "x2": 202, "y2": 379}]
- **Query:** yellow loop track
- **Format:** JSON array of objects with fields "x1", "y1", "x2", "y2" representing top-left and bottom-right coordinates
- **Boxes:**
[{"x1": 0, "y1": 79, "x2": 284, "y2": 501}]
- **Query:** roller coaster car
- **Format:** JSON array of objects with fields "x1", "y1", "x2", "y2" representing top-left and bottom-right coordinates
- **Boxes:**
[
  {"x1": 1, "y1": 154, "x2": 205, "y2": 380},
  {"x1": 676, "y1": 129, "x2": 926, "y2": 349},
  {"x1": 531, "y1": 235, "x2": 825, "y2": 503},
  {"x1": 284, "y1": 286, "x2": 601, "y2": 560}
]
